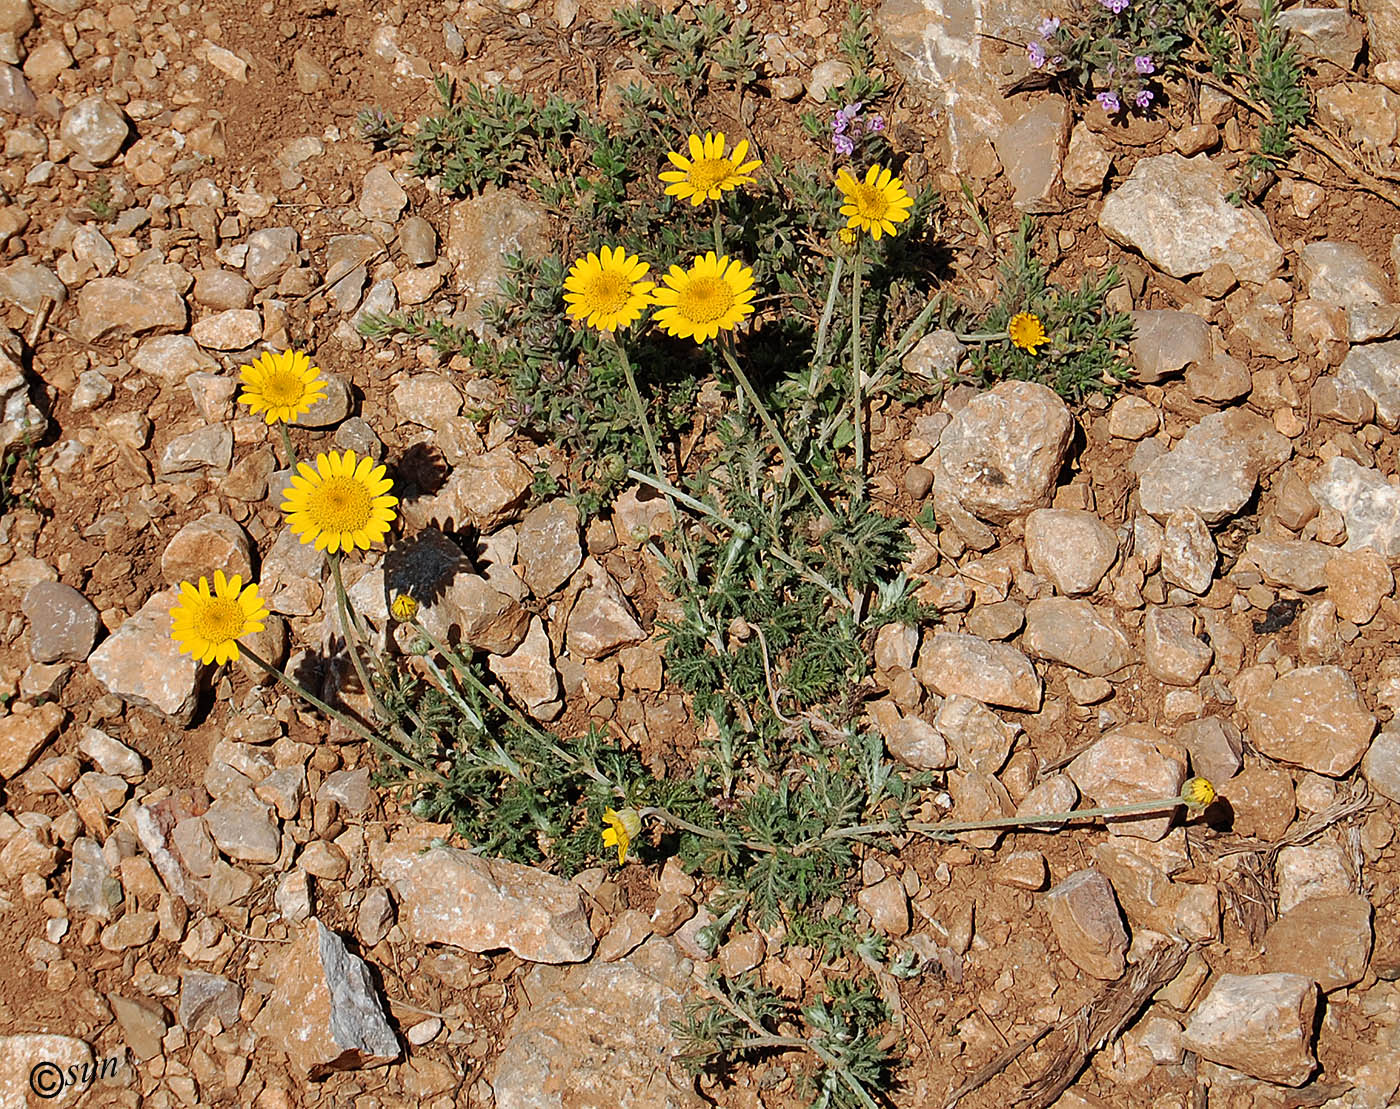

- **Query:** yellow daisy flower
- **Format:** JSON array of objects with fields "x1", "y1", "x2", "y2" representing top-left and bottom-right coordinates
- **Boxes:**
[
  {"x1": 1008, "y1": 312, "x2": 1050, "y2": 353},
  {"x1": 1181, "y1": 777, "x2": 1217, "y2": 810},
  {"x1": 835, "y1": 164, "x2": 914, "y2": 241},
  {"x1": 660, "y1": 131, "x2": 762, "y2": 206},
  {"x1": 170, "y1": 570, "x2": 268, "y2": 666},
  {"x1": 390, "y1": 593, "x2": 420, "y2": 622},
  {"x1": 281, "y1": 450, "x2": 398, "y2": 554},
  {"x1": 652, "y1": 251, "x2": 757, "y2": 344},
  {"x1": 601, "y1": 807, "x2": 643, "y2": 865},
  {"x1": 562, "y1": 246, "x2": 655, "y2": 332},
  {"x1": 238, "y1": 349, "x2": 328, "y2": 424}
]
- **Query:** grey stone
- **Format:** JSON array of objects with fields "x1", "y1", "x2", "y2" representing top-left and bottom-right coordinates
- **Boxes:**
[
  {"x1": 159, "y1": 424, "x2": 233, "y2": 475},
  {"x1": 1067, "y1": 724, "x2": 1187, "y2": 841},
  {"x1": 88, "y1": 588, "x2": 202, "y2": 724},
  {"x1": 902, "y1": 329, "x2": 964, "y2": 383},
  {"x1": 518, "y1": 499, "x2": 582, "y2": 596},
  {"x1": 1182, "y1": 973, "x2": 1317, "y2": 1086},
  {"x1": 1023, "y1": 508, "x2": 1118, "y2": 595},
  {"x1": 75, "y1": 278, "x2": 187, "y2": 342},
  {"x1": 0, "y1": 258, "x2": 66, "y2": 314},
  {"x1": 203, "y1": 795, "x2": 281, "y2": 864},
  {"x1": 374, "y1": 835, "x2": 594, "y2": 963},
  {"x1": 1300, "y1": 241, "x2": 1393, "y2": 309},
  {"x1": 22, "y1": 580, "x2": 99, "y2": 663},
  {"x1": 1128, "y1": 310, "x2": 1212, "y2": 384},
  {"x1": 1175, "y1": 717, "x2": 1242, "y2": 783},
  {"x1": 398, "y1": 215, "x2": 437, "y2": 265},
  {"x1": 1099, "y1": 153, "x2": 1283, "y2": 283},
  {"x1": 1362, "y1": 731, "x2": 1400, "y2": 803},
  {"x1": 1138, "y1": 408, "x2": 1291, "y2": 523},
  {"x1": 244, "y1": 227, "x2": 299, "y2": 289},
  {"x1": 0, "y1": 62, "x2": 35, "y2": 115},
  {"x1": 65, "y1": 836, "x2": 122, "y2": 920},
  {"x1": 132, "y1": 334, "x2": 217, "y2": 383},
  {"x1": 992, "y1": 96, "x2": 1069, "y2": 213},
  {"x1": 566, "y1": 559, "x2": 645, "y2": 660},
  {"x1": 1277, "y1": 8, "x2": 1364, "y2": 66},
  {"x1": 1246, "y1": 665, "x2": 1375, "y2": 776},
  {"x1": 914, "y1": 631, "x2": 1041, "y2": 710},
  {"x1": 193, "y1": 268, "x2": 254, "y2": 310},
  {"x1": 446, "y1": 190, "x2": 550, "y2": 331},
  {"x1": 875, "y1": 0, "x2": 1045, "y2": 169},
  {"x1": 359, "y1": 166, "x2": 407, "y2": 222},
  {"x1": 933, "y1": 380, "x2": 1074, "y2": 523},
  {"x1": 191, "y1": 308, "x2": 261, "y2": 351},
  {"x1": 58, "y1": 96, "x2": 130, "y2": 165},
  {"x1": 293, "y1": 371, "x2": 352, "y2": 429},
  {"x1": 1311, "y1": 457, "x2": 1400, "y2": 557},
  {"x1": 1336, "y1": 340, "x2": 1400, "y2": 430},
  {"x1": 1044, "y1": 869, "x2": 1128, "y2": 979},
  {"x1": 179, "y1": 970, "x2": 242, "y2": 1030},
  {"x1": 1023, "y1": 597, "x2": 1134, "y2": 676}
]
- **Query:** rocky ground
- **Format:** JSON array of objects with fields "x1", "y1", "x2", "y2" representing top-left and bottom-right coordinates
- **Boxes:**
[{"x1": 2, "y1": 0, "x2": 1400, "y2": 1106}]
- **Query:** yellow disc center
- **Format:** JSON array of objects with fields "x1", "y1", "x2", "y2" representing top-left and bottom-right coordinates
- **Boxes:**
[
  {"x1": 193, "y1": 597, "x2": 247, "y2": 645},
  {"x1": 586, "y1": 270, "x2": 632, "y2": 314},
  {"x1": 263, "y1": 369, "x2": 309, "y2": 407},
  {"x1": 851, "y1": 182, "x2": 891, "y2": 222},
  {"x1": 678, "y1": 274, "x2": 736, "y2": 324},
  {"x1": 689, "y1": 158, "x2": 736, "y2": 192},
  {"x1": 310, "y1": 476, "x2": 374, "y2": 533}
]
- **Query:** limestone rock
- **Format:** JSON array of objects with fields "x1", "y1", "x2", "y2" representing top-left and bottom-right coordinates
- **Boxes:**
[
  {"x1": 75, "y1": 278, "x2": 187, "y2": 343},
  {"x1": 868, "y1": 699, "x2": 952, "y2": 770},
  {"x1": 446, "y1": 190, "x2": 550, "y2": 331},
  {"x1": 992, "y1": 96, "x2": 1069, "y2": 213},
  {"x1": 934, "y1": 694, "x2": 1018, "y2": 773},
  {"x1": 253, "y1": 919, "x2": 400, "y2": 1077},
  {"x1": 1099, "y1": 154, "x2": 1283, "y2": 283},
  {"x1": 22, "y1": 580, "x2": 100, "y2": 664},
  {"x1": 1023, "y1": 597, "x2": 1134, "y2": 677},
  {"x1": 1336, "y1": 339, "x2": 1400, "y2": 431},
  {"x1": 1067, "y1": 725, "x2": 1187, "y2": 841},
  {"x1": 1143, "y1": 605, "x2": 1213, "y2": 687},
  {"x1": 1023, "y1": 508, "x2": 1118, "y2": 595},
  {"x1": 517, "y1": 499, "x2": 582, "y2": 596},
  {"x1": 58, "y1": 96, "x2": 130, "y2": 165},
  {"x1": 1362, "y1": 731, "x2": 1400, "y2": 803},
  {"x1": 0, "y1": 1034, "x2": 94, "y2": 1106},
  {"x1": 374, "y1": 835, "x2": 594, "y2": 963},
  {"x1": 1246, "y1": 665, "x2": 1375, "y2": 776},
  {"x1": 915, "y1": 631, "x2": 1041, "y2": 711},
  {"x1": 933, "y1": 380, "x2": 1074, "y2": 523},
  {"x1": 359, "y1": 165, "x2": 407, "y2": 222},
  {"x1": 88, "y1": 588, "x2": 202, "y2": 724},
  {"x1": 489, "y1": 938, "x2": 701, "y2": 1109},
  {"x1": 566, "y1": 559, "x2": 646, "y2": 660},
  {"x1": 488, "y1": 617, "x2": 561, "y2": 719},
  {"x1": 1138, "y1": 408, "x2": 1292, "y2": 523},
  {"x1": 1311, "y1": 457, "x2": 1400, "y2": 557},
  {"x1": 1182, "y1": 973, "x2": 1317, "y2": 1085},
  {"x1": 1128, "y1": 310, "x2": 1212, "y2": 384}
]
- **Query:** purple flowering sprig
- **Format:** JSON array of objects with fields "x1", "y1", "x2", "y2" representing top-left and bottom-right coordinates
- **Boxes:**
[{"x1": 831, "y1": 100, "x2": 886, "y2": 159}]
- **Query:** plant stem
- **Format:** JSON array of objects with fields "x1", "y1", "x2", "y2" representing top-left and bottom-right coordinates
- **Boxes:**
[
  {"x1": 613, "y1": 338, "x2": 668, "y2": 491},
  {"x1": 812, "y1": 255, "x2": 845, "y2": 372},
  {"x1": 851, "y1": 247, "x2": 865, "y2": 500},
  {"x1": 717, "y1": 336, "x2": 837, "y2": 526},
  {"x1": 237, "y1": 642, "x2": 446, "y2": 783},
  {"x1": 712, "y1": 205, "x2": 724, "y2": 257},
  {"x1": 278, "y1": 423, "x2": 298, "y2": 469}
]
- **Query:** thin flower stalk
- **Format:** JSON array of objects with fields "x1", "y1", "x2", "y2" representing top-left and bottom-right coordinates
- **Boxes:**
[
  {"x1": 717, "y1": 336, "x2": 836, "y2": 526},
  {"x1": 237, "y1": 642, "x2": 446, "y2": 784},
  {"x1": 851, "y1": 245, "x2": 865, "y2": 499},
  {"x1": 811, "y1": 254, "x2": 846, "y2": 374}
]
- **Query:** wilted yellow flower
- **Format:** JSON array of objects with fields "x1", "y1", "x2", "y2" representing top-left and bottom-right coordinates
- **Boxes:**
[
  {"x1": 652, "y1": 251, "x2": 756, "y2": 344},
  {"x1": 601, "y1": 807, "x2": 643, "y2": 865},
  {"x1": 562, "y1": 246, "x2": 655, "y2": 332},
  {"x1": 281, "y1": 450, "x2": 398, "y2": 554},
  {"x1": 390, "y1": 593, "x2": 419, "y2": 622},
  {"x1": 660, "y1": 131, "x2": 762, "y2": 206},
  {"x1": 1181, "y1": 777, "x2": 1216, "y2": 810},
  {"x1": 834, "y1": 164, "x2": 914, "y2": 241},
  {"x1": 170, "y1": 571, "x2": 268, "y2": 665},
  {"x1": 238, "y1": 349, "x2": 327, "y2": 424},
  {"x1": 1008, "y1": 312, "x2": 1049, "y2": 353}
]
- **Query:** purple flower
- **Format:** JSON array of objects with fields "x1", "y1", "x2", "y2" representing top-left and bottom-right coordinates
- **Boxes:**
[
  {"x1": 1097, "y1": 90, "x2": 1121, "y2": 113},
  {"x1": 832, "y1": 114, "x2": 848, "y2": 136},
  {"x1": 1027, "y1": 41, "x2": 1047, "y2": 68},
  {"x1": 1135, "y1": 88, "x2": 1154, "y2": 108},
  {"x1": 865, "y1": 114, "x2": 885, "y2": 132},
  {"x1": 1038, "y1": 16, "x2": 1061, "y2": 37},
  {"x1": 1135, "y1": 54, "x2": 1155, "y2": 74},
  {"x1": 1098, "y1": 0, "x2": 1129, "y2": 11},
  {"x1": 833, "y1": 133, "x2": 855, "y2": 157}
]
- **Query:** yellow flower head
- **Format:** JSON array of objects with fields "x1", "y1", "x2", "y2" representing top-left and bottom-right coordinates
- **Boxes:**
[
  {"x1": 1181, "y1": 777, "x2": 1217, "y2": 810},
  {"x1": 835, "y1": 164, "x2": 914, "y2": 241},
  {"x1": 170, "y1": 570, "x2": 268, "y2": 666},
  {"x1": 281, "y1": 450, "x2": 398, "y2": 554},
  {"x1": 238, "y1": 349, "x2": 328, "y2": 424},
  {"x1": 601, "y1": 807, "x2": 643, "y2": 865},
  {"x1": 563, "y1": 246, "x2": 655, "y2": 332},
  {"x1": 660, "y1": 131, "x2": 762, "y2": 206},
  {"x1": 652, "y1": 252, "x2": 756, "y2": 344},
  {"x1": 1008, "y1": 312, "x2": 1050, "y2": 353},
  {"x1": 390, "y1": 593, "x2": 419, "y2": 623}
]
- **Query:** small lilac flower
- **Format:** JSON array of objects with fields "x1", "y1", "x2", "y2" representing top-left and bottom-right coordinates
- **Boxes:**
[
  {"x1": 1135, "y1": 88, "x2": 1154, "y2": 108},
  {"x1": 1027, "y1": 41, "x2": 1047, "y2": 68},
  {"x1": 1135, "y1": 54, "x2": 1155, "y2": 75},
  {"x1": 1098, "y1": 0, "x2": 1129, "y2": 12},
  {"x1": 1038, "y1": 16, "x2": 1060, "y2": 37},
  {"x1": 832, "y1": 114, "x2": 848, "y2": 136},
  {"x1": 833, "y1": 133, "x2": 855, "y2": 157},
  {"x1": 1097, "y1": 90, "x2": 1121, "y2": 113},
  {"x1": 865, "y1": 114, "x2": 885, "y2": 133}
]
